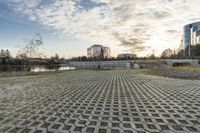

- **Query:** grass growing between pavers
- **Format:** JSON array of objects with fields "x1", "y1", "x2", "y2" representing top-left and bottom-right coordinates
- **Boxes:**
[{"x1": 1, "y1": 70, "x2": 200, "y2": 133}]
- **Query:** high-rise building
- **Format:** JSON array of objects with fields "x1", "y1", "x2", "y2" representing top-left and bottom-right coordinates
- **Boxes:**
[
  {"x1": 87, "y1": 44, "x2": 111, "y2": 58},
  {"x1": 183, "y1": 21, "x2": 200, "y2": 57}
]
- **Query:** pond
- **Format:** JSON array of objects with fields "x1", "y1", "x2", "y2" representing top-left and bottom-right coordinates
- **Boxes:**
[{"x1": 31, "y1": 66, "x2": 76, "y2": 72}]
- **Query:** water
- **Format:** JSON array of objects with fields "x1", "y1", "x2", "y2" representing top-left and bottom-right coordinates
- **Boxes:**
[
  {"x1": 58, "y1": 66, "x2": 76, "y2": 71},
  {"x1": 31, "y1": 67, "x2": 76, "y2": 72}
]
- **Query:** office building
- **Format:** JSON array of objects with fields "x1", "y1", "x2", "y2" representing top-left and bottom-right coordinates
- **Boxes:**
[
  {"x1": 87, "y1": 44, "x2": 111, "y2": 58},
  {"x1": 183, "y1": 21, "x2": 200, "y2": 57}
]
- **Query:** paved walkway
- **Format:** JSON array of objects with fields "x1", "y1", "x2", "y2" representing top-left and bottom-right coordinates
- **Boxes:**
[{"x1": 0, "y1": 70, "x2": 200, "y2": 133}]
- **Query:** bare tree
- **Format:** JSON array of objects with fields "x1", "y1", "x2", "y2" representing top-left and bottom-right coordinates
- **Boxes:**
[
  {"x1": 17, "y1": 33, "x2": 44, "y2": 59},
  {"x1": 16, "y1": 34, "x2": 44, "y2": 71}
]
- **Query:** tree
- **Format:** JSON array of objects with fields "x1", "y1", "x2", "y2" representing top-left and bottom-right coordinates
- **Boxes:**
[
  {"x1": 60, "y1": 57, "x2": 66, "y2": 63},
  {"x1": 177, "y1": 49, "x2": 185, "y2": 58},
  {"x1": 54, "y1": 54, "x2": 60, "y2": 63},
  {"x1": 16, "y1": 53, "x2": 27, "y2": 59},
  {"x1": 148, "y1": 54, "x2": 156, "y2": 59},
  {"x1": 161, "y1": 49, "x2": 173, "y2": 59},
  {"x1": 0, "y1": 49, "x2": 5, "y2": 58},
  {"x1": 185, "y1": 44, "x2": 200, "y2": 58},
  {"x1": 5, "y1": 49, "x2": 11, "y2": 58},
  {"x1": 193, "y1": 44, "x2": 200, "y2": 57},
  {"x1": 0, "y1": 49, "x2": 6, "y2": 58},
  {"x1": 18, "y1": 33, "x2": 43, "y2": 59},
  {"x1": 16, "y1": 34, "x2": 44, "y2": 71},
  {"x1": 47, "y1": 54, "x2": 61, "y2": 70},
  {"x1": 0, "y1": 49, "x2": 11, "y2": 64},
  {"x1": 0, "y1": 49, "x2": 5, "y2": 64}
]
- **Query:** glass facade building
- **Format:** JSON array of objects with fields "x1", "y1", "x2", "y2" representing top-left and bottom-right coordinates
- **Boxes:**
[{"x1": 183, "y1": 21, "x2": 200, "y2": 57}]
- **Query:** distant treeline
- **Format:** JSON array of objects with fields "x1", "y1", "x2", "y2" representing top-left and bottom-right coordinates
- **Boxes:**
[
  {"x1": 161, "y1": 44, "x2": 200, "y2": 59},
  {"x1": 70, "y1": 56, "x2": 140, "y2": 62},
  {"x1": 69, "y1": 55, "x2": 168, "y2": 62}
]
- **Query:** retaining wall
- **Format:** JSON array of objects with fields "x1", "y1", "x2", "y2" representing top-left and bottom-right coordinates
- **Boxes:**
[{"x1": 68, "y1": 60, "x2": 135, "y2": 69}]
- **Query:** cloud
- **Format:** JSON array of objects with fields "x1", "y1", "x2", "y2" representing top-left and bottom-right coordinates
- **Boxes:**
[
  {"x1": 167, "y1": 30, "x2": 178, "y2": 34},
  {"x1": 3, "y1": 0, "x2": 200, "y2": 56},
  {"x1": 5, "y1": 0, "x2": 41, "y2": 7}
]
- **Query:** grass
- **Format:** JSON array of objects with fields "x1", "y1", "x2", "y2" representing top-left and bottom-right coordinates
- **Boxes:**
[
  {"x1": 171, "y1": 66, "x2": 200, "y2": 73},
  {"x1": 139, "y1": 66, "x2": 200, "y2": 75},
  {"x1": 138, "y1": 66, "x2": 200, "y2": 80},
  {"x1": 0, "y1": 69, "x2": 76, "y2": 78},
  {"x1": 1, "y1": 66, "x2": 200, "y2": 79},
  {"x1": 139, "y1": 69, "x2": 158, "y2": 75}
]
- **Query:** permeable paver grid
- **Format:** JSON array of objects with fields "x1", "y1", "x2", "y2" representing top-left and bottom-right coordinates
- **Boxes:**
[{"x1": 0, "y1": 70, "x2": 200, "y2": 133}]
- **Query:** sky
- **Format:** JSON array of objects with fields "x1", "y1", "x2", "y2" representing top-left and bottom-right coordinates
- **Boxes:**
[{"x1": 0, "y1": 0, "x2": 200, "y2": 58}]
